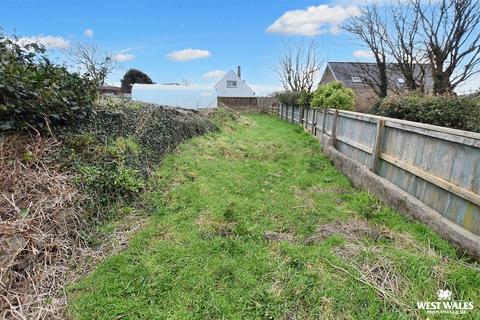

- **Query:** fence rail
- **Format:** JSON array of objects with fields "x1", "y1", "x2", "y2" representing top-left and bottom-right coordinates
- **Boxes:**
[{"x1": 278, "y1": 104, "x2": 480, "y2": 238}]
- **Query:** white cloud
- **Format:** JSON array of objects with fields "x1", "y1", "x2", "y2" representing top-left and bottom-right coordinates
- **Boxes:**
[
  {"x1": 84, "y1": 29, "x2": 94, "y2": 37},
  {"x1": 112, "y1": 53, "x2": 135, "y2": 62},
  {"x1": 203, "y1": 70, "x2": 225, "y2": 80},
  {"x1": 166, "y1": 48, "x2": 211, "y2": 61},
  {"x1": 353, "y1": 49, "x2": 374, "y2": 59},
  {"x1": 17, "y1": 35, "x2": 70, "y2": 49},
  {"x1": 266, "y1": 5, "x2": 361, "y2": 36}
]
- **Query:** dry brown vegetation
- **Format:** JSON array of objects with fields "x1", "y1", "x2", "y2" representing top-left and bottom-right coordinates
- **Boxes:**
[{"x1": 0, "y1": 134, "x2": 83, "y2": 319}]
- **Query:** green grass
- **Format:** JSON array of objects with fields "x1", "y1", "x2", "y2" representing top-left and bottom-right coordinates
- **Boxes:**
[{"x1": 69, "y1": 113, "x2": 480, "y2": 319}]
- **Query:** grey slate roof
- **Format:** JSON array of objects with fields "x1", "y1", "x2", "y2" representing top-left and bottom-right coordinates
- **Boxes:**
[{"x1": 326, "y1": 62, "x2": 433, "y2": 90}]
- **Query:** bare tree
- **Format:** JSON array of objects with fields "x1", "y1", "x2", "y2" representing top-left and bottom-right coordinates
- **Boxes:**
[
  {"x1": 344, "y1": 5, "x2": 389, "y2": 98},
  {"x1": 275, "y1": 41, "x2": 323, "y2": 92},
  {"x1": 385, "y1": 1, "x2": 427, "y2": 92},
  {"x1": 63, "y1": 43, "x2": 116, "y2": 86},
  {"x1": 414, "y1": 0, "x2": 480, "y2": 94}
]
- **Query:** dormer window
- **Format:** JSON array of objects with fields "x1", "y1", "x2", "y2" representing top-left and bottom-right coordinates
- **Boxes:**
[
  {"x1": 351, "y1": 76, "x2": 362, "y2": 83},
  {"x1": 227, "y1": 80, "x2": 237, "y2": 88}
]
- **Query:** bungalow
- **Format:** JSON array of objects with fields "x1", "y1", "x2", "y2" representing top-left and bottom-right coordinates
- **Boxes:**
[{"x1": 319, "y1": 62, "x2": 433, "y2": 113}]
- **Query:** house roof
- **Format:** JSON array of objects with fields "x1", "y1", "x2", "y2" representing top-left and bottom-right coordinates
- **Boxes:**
[
  {"x1": 215, "y1": 70, "x2": 242, "y2": 89},
  {"x1": 325, "y1": 61, "x2": 433, "y2": 89}
]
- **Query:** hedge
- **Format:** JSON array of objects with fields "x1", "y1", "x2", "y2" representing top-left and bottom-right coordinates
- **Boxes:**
[{"x1": 375, "y1": 94, "x2": 480, "y2": 132}]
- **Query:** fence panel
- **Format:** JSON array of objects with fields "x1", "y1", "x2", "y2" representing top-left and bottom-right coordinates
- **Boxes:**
[
  {"x1": 335, "y1": 112, "x2": 378, "y2": 168},
  {"x1": 293, "y1": 106, "x2": 301, "y2": 124},
  {"x1": 324, "y1": 110, "x2": 334, "y2": 135}
]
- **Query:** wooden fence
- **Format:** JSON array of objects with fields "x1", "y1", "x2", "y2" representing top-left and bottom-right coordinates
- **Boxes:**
[{"x1": 278, "y1": 104, "x2": 480, "y2": 237}]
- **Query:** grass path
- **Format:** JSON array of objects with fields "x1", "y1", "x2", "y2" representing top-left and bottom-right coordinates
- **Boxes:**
[{"x1": 69, "y1": 114, "x2": 479, "y2": 319}]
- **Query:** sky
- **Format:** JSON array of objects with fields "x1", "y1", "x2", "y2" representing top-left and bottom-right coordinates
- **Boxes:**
[{"x1": 1, "y1": 0, "x2": 478, "y2": 95}]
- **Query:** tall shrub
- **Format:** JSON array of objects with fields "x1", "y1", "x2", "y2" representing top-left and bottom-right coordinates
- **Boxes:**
[
  {"x1": 0, "y1": 33, "x2": 97, "y2": 131},
  {"x1": 310, "y1": 81, "x2": 355, "y2": 110}
]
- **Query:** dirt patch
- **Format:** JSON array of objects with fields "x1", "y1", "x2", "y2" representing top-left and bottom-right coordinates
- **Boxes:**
[
  {"x1": 264, "y1": 231, "x2": 295, "y2": 242},
  {"x1": 304, "y1": 218, "x2": 392, "y2": 244}
]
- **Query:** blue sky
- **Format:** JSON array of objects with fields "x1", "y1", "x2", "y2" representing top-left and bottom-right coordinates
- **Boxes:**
[{"x1": 1, "y1": 1, "x2": 388, "y2": 94}]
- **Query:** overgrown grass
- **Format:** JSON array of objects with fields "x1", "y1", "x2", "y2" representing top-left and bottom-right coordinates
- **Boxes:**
[{"x1": 68, "y1": 113, "x2": 479, "y2": 319}]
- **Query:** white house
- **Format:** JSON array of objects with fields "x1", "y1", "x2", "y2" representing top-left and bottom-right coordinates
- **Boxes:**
[
  {"x1": 132, "y1": 83, "x2": 216, "y2": 109},
  {"x1": 215, "y1": 67, "x2": 255, "y2": 97}
]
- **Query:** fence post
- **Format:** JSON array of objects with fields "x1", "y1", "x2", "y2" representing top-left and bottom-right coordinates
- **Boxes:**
[
  {"x1": 371, "y1": 118, "x2": 385, "y2": 172},
  {"x1": 291, "y1": 106, "x2": 295, "y2": 123},
  {"x1": 331, "y1": 109, "x2": 339, "y2": 146},
  {"x1": 321, "y1": 109, "x2": 327, "y2": 134},
  {"x1": 311, "y1": 109, "x2": 317, "y2": 135}
]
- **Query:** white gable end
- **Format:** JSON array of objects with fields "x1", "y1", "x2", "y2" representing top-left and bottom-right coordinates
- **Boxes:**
[{"x1": 215, "y1": 70, "x2": 255, "y2": 97}]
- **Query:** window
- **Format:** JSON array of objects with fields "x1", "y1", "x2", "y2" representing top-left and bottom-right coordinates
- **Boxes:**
[
  {"x1": 227, "y1": 80, "x2": 237, "y2": 88},
  {"x1": 351, "y1": 76, "x2": 362, "y2": 83},
  {"x1": 397, "y1": 78, "x2": 405, "y2": 84}
]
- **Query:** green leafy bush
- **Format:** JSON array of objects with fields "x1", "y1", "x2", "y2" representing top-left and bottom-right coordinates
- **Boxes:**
[
  {"x1": 375, "y1": 94, "x2": 480, "y2": 132},
  {"x1": 0, "y1": 33, "x2": 97, "y2": 131},
  {"x1": 310, "y1": 81, "x2": 355, "y2": 110}
]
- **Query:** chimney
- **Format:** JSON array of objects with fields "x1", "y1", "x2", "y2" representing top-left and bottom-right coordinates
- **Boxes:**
[{"x1": 237, "y1": 66, "x2": 241, "y2": 78}]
